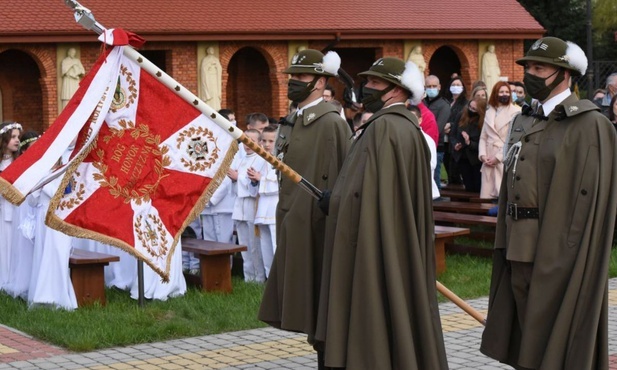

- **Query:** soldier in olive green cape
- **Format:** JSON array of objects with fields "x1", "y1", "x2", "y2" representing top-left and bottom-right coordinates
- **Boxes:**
[
  {"x1": 315, "y1": 57, "x2": 449, "y2": 369},
  {"x1": 258, "y1": 49, "x2": 351, "y2": 349},
  {"x1": 480, "y1": 37, "x2": 617, "y2": 370}
]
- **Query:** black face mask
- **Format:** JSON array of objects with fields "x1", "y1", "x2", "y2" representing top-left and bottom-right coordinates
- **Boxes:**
[
  {"x1": 361, "y1": 84, "x2": 395, "y2": 113},
  {"x1": 498, "y1": 95, "x2": 510, "y2": 105},
  {"x1": 287, "y1": 77, "x2": 318, "y2": 103},
  {"x1": 523, "y1": 68, "x2": 565, "y2": 102},
  {"x1": 468, "y1": 111, "x2": 478, "y2": 118}
]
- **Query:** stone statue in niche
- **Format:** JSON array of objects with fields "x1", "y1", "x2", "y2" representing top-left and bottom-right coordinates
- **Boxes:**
[
  {"x1": 407, "y1": 45, "x2": 426, "y2": 74},
  {"x1": 61, "y1": 48, "x2": 85, "y2": 108},
  {"x1": 200, "y1": 47, "x2": 223, "y2": 111},
  {"x1": 481, "y1": 44, "x2": 501, "y2": 93}
]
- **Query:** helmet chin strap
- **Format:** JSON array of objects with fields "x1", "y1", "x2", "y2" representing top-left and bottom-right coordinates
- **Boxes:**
[
  {"x1": 381, "y1": 84, "x2": 397, "y2": 106},
  {"x1": 308, "y1": 75, "x2": 320, "y2": 93}
]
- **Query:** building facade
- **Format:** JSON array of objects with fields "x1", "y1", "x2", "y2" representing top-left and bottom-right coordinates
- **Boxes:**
[{"x1": 0, "y1": 0, "x2": 543, "y2": 132}]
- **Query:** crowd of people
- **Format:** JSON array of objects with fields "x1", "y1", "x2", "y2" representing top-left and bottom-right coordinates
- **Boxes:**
[
  {"x1": 1, "y1": 34, "x2": 616, "y2": 370},
  {"x1": 426, "y1": 70, "x2": 617, "y2": 202},
  {"x1": 412, "y1": 70, "x2": 617, "y2": 202}
]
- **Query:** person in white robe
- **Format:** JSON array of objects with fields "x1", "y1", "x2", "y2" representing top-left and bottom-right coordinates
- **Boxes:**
[
  {"x1": 247, "y1": 126, "x2": 279, "y2": 278},
  {"x1": 3, "y1": 196, "x2": 36, "y2": 299},
  {"x1": 27, "y1": 177, "x2": 78, "y2": 310},
  {"x1": 228, "y1": 130, "x2": 266, "y2": 282}
]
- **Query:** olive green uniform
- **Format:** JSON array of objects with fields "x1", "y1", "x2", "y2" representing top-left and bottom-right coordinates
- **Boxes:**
[
  {"x1": 259, "y1": 101, "x2": 351, "y2": 343},
  {"x1": 315, "y1": 105, "x2": 448, "y2": 369},
  {"x1": 480, "y1": 94, "x2": 617, "y2": 370}
]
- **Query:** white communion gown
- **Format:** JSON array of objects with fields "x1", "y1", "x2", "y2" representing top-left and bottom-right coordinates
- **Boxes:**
[
  {"x1": 3, "y1": 195, "x2": 36, "y2": 299},
  {"x1": 27, "y1": 178, "x2": 78, "y2": 310},
  {"x1": 0, "y1": 158, "x2": 15, "y2": 291}
]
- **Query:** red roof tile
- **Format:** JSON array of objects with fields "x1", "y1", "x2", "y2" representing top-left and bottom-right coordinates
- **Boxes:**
[{"x1": 0, "y1": 0, "x2": 544, "y2": 41}]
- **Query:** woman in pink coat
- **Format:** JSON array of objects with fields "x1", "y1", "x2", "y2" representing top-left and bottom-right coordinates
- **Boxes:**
[{"x1": 478, "y1": 81, "x2": 521, "y2": 198}]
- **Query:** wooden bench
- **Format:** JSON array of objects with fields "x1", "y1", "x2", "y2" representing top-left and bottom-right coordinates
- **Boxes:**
[
  {"x1": 182, "y1": 238, "x2": 247, "y2": 293},
  {"x1": 439, "y1": 189, "x2": 480, "y2": 201},
  {"x1": 434, "y1": 211, "x2": 498, "y2": 259},
  {"x1": 434, "y1": 225, "x2": 470, "y2": 275},
  {"x1": 433, "y1": 211, "x2": 497, "y2": 227},
  {"x1": 69, "y1": 248, "x2": 119, "y2": 307},
  {"x1": 469, "y1": 197, "x2": 497, "y2": 204},
  {"x1": 439, "y1": 189, "x2": 495, "y2": 203},
  {"x1": 440, "y1": 183, "x2": 466, "y2": 191},
  {"x1": 434, "y1": 201, "x2": 496, "y2": 215}
]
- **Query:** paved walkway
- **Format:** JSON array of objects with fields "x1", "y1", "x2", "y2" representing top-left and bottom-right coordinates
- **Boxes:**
[{"x1": 2, "y1": 280, "x2": 617, "y2": 369}]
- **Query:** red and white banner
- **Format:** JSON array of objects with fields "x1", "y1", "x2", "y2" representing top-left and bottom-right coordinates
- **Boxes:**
[
  {"x1": 48, "y1": 45, "x2": 236, "y2": 280},
  {"x1": 1, "y1": 30, "x2": 237, "y2": 281}
]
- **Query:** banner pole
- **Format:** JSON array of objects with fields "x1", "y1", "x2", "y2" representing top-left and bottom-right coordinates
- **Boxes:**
[{"x1": 436, "y1": 281, "x2": 486, "y2": 326}]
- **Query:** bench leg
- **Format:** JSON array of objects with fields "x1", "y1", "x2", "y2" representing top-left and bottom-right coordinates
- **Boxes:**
[
  {"x1": 70, "y1": 263, "x2": 109, "y2": 307},
  {"x1": 198, "y1": 254, "x2": 233, "y2": 293},
  {"x1": 434, "y1": 240, "x2": 446, "y2": 275}
]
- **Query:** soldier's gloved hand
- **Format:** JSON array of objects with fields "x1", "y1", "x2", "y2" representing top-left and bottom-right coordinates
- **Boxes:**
[{"x1": 318, "y1": 190, "x2": 331, "y2": 216}]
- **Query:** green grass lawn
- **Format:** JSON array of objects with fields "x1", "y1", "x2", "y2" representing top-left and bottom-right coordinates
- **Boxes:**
[
  {"x1": 0, "y1": 278, "x2": 267, "y2": 352},
  {"x1": 1, "y1": 246, "x2": 616, "y2": 352}
]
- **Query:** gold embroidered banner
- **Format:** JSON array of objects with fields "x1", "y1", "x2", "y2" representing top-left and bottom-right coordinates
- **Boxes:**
[{"x1": 47, "y1": 50, "x2": 237, "y2": 281}]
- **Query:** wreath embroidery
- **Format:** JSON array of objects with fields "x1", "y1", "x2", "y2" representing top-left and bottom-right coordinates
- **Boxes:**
[
  {"x1": 110, "y1": 65, "x2": 138, "y2": 113},
  {"x1": 93, "y1": 120, "x2": 171, "y2": 205},
  {"x1": 175, "y1": 126, "x2": 220, "y2": 172},
  {"x1": 58, "y1": 172, "x2": 86, "y2": 211},
  {"x1": 134, "y1": 214, "x2": 169, "y2": 258}
]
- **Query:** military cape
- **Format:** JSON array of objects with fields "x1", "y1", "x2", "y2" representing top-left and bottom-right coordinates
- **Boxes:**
[
  {"x1": 315, "y1": 105, "x2": 448, "y2": 369},
  {"x1": 258, "y1": 101, "x2": 351, "y2": 342},
  {"x1": 480, "y1": 97, "x2": 617, "y2": 370}
]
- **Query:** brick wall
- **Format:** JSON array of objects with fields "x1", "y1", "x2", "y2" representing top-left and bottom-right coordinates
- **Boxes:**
[
  {"x1": 423, "y1": 39, "x2": 525, "y2": 95},
  {"x1": 220, "y1": 41, "x2": 288, "y2": 123},
  {"x1": 0, "y1": 38, "x2": 527, "y2": 135},
  {"x1": 0, "y1": 44, "x2": 55, "y2": 133}
]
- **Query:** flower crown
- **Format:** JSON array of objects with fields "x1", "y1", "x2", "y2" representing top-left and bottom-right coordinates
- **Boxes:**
[
  {"x1": 0, "y1": 123, "x2": 23, "y2": 135},
  {"x1": 20, "y1": 136, "x2": 40, "y2": 148}
]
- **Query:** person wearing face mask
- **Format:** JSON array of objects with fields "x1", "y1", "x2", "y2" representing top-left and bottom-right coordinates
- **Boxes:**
[
  {"x1": 511, "y1": 81, "x2": 528, "y2": 107},
  {"x1": 478, "y1": 81, "x2": 521, "y2": 199},
  {"x1": 259, "y1": 48, "x2": 351, "y2": 370},
  {"x1": 480, "y1": 36, "x2": 617, "y2": 370},
  {"x1": 423, "y1": 75, "x2": 451, "y2": 191},
  {"x1": 445, "y1": 76, "x2": 468, "y2": 186},
  {"x1": 452, "y1": 98, "x2": 486, "y2": 193},
  {"x1": 314, "y1": 57, "x2": 448, "y2": 370}
]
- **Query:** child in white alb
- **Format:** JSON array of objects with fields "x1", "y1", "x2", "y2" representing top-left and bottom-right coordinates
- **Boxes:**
[
  {"x1": 5, "y1": 132, "x2": 38, "y2": 299},
  {"x1": 247, "y1": 125, "x2": 278, "y2": 278},
  {"x1": 28, "y1": 174, "x2": 78, "y2": 310},
  {"x1": 228, "y1": 129, "x2": 266, "y2": 282},
  {"x1": 201, "y1": 176, "x2": 235, "y2": 245},
  {"x1": 0, "y1": 122, "x2": 22, "y2": 292},
  {"x1": 182, "y1": 175, "x2": 236, "y2": 275}
]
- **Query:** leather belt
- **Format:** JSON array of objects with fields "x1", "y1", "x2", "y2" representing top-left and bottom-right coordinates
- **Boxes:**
[{"x1": 506, "y1": 203, "x2": 539, "y2": 220}]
